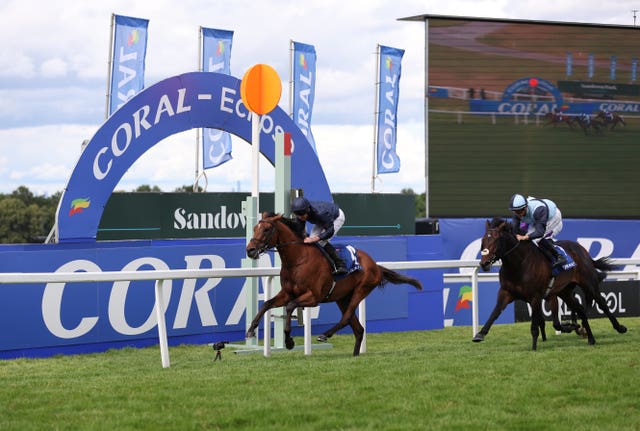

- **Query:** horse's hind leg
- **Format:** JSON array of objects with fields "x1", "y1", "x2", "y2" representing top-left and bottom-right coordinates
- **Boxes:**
[
  {"x1": 326, "y1": 296, "x2": 365, "y2": 356},
  {"x1": 562, "y1": 293, "x2": 595, "y2": 345},
  {"x1": 317, "y1": 290, "x2": 370, "y2": 356},
  {"x1": 581, "y1": 283, "x2": 627, "y2": 334}
]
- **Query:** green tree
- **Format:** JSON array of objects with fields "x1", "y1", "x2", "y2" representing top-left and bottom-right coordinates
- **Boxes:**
[
  {"x1": 134, "y1": 185, "x2": 162, "y2": 192},
  {"x1": 174, "y1": 184, "x2": 204, "y2": 193},
  {"x1": 401, "y1": 188, "x2": 426, "y2": 218},
  {"x1": 0, "y1": 186, "x2": 60, "y2": 243}
]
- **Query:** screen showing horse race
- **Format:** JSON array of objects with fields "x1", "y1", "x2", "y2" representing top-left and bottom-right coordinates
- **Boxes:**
[{"x1": 406, "y1": 15, "x2": 640, "y2": 218}]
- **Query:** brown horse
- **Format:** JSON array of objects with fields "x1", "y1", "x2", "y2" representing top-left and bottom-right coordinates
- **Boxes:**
[
  {"x1": 543, "y1": 112, "x2": 574, "y2": 129},
  {"x1": 473, "y1": 217, "x2": 626, "y2": 350},
  {"x1": 245, "y1": 212, "x2": 423, "y2": 356}
]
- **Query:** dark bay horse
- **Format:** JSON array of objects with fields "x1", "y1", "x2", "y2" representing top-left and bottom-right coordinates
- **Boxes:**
[
  {"x1": 595, "y1": 110, "x2": 626, "y2": 130},
  {"x1": 245, "y1": 212, "x2": 423, "y2": 356},
  {"x1": 574, "y1": 114, "x2": 604, "y2": 135},
  {"x1": 473, "y1": 217, "x2": 626, "y2": 350}
]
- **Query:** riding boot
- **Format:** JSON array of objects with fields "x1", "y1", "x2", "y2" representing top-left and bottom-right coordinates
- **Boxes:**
[
  {"x1": 539, "y1": 238, "x2": 567, "y2": 267},
  {"x1": 323, "y1": 243, "x2": 348, "y2": 275}
]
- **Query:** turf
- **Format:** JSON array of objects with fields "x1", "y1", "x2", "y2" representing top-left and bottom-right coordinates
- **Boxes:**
[{"x1": 1, "y1": 317, "x2": 638, "y2": 430}]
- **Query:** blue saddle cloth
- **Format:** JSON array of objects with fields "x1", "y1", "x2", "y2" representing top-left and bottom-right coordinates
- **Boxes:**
[
  {"x1": 551, "y1": 245, "x2": 577, "y2": 276},
  {"x1": 333, "y1": 244, "x2": 362, "y2": 280}
]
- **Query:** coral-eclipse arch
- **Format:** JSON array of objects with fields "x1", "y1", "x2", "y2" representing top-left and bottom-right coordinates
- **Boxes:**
[{"x1": 56, "y1": 72, "x2": 331, "y2": 243}]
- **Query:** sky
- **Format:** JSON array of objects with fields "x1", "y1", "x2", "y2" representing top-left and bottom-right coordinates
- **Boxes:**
[{"x1": 1, "y1": 0, "x2": 638, "y2": 197}]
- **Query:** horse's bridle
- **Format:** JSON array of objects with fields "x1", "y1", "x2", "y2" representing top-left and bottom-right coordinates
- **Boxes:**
[
  {"x1": 249, "y1": 219, "x2": 304, "y2": 255},
  {"x1": 249, "y1": 220, "x2": 278, "y2": 255},
  {"x1": 481, "y1": 227, "x2": 521, "y2": 265}
]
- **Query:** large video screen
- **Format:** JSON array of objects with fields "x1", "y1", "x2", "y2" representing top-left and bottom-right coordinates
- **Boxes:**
[{"x1": 423, "y1": 17, "x2": 639, "y2": 218}]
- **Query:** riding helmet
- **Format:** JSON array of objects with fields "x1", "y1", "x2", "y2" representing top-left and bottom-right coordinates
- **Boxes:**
[
  {"x1": 509, "y1": 194, "x2": 527, "y2": 211},
  {"x1": 291, "y1": 196, "x2": 310, "y2": 214}
]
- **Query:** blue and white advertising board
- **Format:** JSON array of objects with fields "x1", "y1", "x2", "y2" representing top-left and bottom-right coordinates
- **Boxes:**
[
  {"x1": 440, "y1": 218, "x2": 640, "y2": 328},
  {"x1": 0, "y1": 235, "x2": 443, "y2": 359}
]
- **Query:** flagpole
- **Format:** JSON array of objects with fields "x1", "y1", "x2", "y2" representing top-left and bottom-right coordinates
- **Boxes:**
[
  {"x1": 371, "y1": 44, "x2": 381, "y2": 193},
  {"x1": 105, "y1": 13, "x2": 115, "y2": 120},
  {"x1": 289, "y1": 40, "x2": 294, "y2": 119},
  {"x1": 195, "y1": 26, "x2": 203, "y2": 191},
  {"x1": 424, "y1": 20, "x2": 430, "y2": 218}
]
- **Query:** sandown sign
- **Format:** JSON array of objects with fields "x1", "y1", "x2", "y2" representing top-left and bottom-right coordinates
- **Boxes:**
[{"x1": 56, "y1": 72, "x2": 332, "y2": 243}]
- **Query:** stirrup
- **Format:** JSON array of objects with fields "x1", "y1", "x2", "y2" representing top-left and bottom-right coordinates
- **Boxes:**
[
  {"x1": 553, "y1": 256, "x2": 568, "y2": 267},
  {"x1": 333, "y1": 265, "x2": 348, "y2": 275}
]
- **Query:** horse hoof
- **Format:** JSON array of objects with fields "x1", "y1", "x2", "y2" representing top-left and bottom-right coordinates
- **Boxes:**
[
  {"x1": 617, "y1": 325, "x2": 628, "y2": 334},
  {"x1": 472, "y1": 333, "x2": 484, "y2": 342},
  {"x1": 246, "y1": 331, "x2": 255, "y2": 338},
  {"x1": 285, "y1": 338, "x2": 295, "y2": 350},
  {"x1": 317, "y1": 334, "x2": 328, "y2": 343}
]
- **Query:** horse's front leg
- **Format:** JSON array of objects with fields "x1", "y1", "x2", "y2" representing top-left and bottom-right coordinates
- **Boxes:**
[
  {"x1": 530, "y1": 299, "x2": 544, "y2": 351},
  {"x1": 246, "y1": 290, "x2": 290, "y2": 339},
  {"x1": 473, "y1": 289, "x2": 513, "y2": 342},
  {"x1": 283, "y1": 300, "x2": 298, "y2": 350},
  {"x1": 282, "y1": 291, "x2": 320, "y2": 350},
  {"x1": 543, "y1": 295, "x2": 566, "y2": 341}
]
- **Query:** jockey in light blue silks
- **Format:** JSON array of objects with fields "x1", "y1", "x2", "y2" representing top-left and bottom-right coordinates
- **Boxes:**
[
  {"x1": 509, "y1": 194, "x2": 567, "y2": 268},
  {"x1": 579, "y1": 113, "x2": 591, "y2": 125}
]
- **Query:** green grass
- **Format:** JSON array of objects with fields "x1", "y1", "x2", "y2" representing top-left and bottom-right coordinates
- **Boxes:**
[{"x1": 1, "y1": 317, "x2": 638, "y2": 430}]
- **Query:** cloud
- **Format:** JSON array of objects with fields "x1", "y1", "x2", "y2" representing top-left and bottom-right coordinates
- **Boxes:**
[
  {"x1": 0, "y1": 0, "x2": 635, "y2": 197},
  {"x1": 40, "y1": 58, "x2": 69, "y2": 78}
]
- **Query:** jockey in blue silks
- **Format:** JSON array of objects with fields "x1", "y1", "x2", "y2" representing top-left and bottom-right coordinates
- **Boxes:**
[
  {"x1": 509, "y1": 194, "x2": 567, "y2": 268},
  {"x1": 291, "y1": 196, "x2": 348, "y2": 275}
]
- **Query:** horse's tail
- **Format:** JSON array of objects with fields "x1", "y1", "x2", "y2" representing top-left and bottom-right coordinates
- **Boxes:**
[
  {"x1": 593, "y1": 257, "x2": 616, "y2": 272},
  {"x1": 593, "y1": 257, "x2": 617, "y2": 282},
  {"x1": 378, "y1": 265, "x2": 423, "y2": 290}
]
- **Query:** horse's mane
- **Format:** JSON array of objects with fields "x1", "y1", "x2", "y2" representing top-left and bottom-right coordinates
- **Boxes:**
[
  {"x1": 265, "y1": 212, "x2": 306, "y2": 239},
  {"x1": 489, "y1": 217, "x2": 517, "y2": 235}
]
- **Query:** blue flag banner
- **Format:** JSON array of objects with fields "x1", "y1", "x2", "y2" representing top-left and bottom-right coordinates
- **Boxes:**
[
  {"x1": 588, "y1": 53, "x2": 594, "y2": 79},
  {"x1": 292, "y1": 41, "x2": 317, "y2": 153},
  {"x1": 109, "y1": 15, "x2": 149, "y2": 117},
  {"x1": 202, "y1": 28, "x2": 233, "y2": 169},
  {"x1": 610, "y1": 55, "x2": 617, "y2": 81},
  {"x1": 566, "y1": 52, "x2": 572, "y2": 77},
  {"x1": 632, "y1": 58, "x2": 638, "y2": 82},
  {"x1": 376, "y1": 45, "x2": 404, "y2": 174}
]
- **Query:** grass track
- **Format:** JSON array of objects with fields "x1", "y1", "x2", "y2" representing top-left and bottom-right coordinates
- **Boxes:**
[{"x1": 1, "y1": 317, "x2": 638, "y2": 430}]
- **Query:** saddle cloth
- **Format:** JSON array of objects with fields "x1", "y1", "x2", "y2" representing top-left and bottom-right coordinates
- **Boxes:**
[
  {"x1": 551, "y1": 245, "x2": 577, "y2": 276},
  {"x1": 333, "y1": 244, "x2": 362, "y2": 279}
]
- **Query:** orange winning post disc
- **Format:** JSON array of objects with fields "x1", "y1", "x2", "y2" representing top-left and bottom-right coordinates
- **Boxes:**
[{"x1": 240, "y1": 64, "x2": 282, "y2": 115}]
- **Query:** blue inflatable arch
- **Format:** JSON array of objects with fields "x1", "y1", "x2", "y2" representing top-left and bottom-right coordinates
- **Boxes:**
[{"x1": 56, "y1": 72, "x2": 331, "y2": 243}]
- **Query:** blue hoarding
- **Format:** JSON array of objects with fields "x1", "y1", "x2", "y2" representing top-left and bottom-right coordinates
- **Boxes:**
[
  {"x1": 1, "y1": 218, "x2": 638, "y2": 358},
  {"x1": 0, "y1": 235, "x2": 443, "y2": 358}
]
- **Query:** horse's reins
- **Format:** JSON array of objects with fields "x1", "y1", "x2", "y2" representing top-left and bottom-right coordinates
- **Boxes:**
[
  {"x1": 483, "y1": 228, "x2": 521, "y2": 265},
  {"x1": 252, "y1": 218, "x2": 339, "y2": 301},
  {"x1": 250, "y1": 219, "x2": 305, "y2": 255}
]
